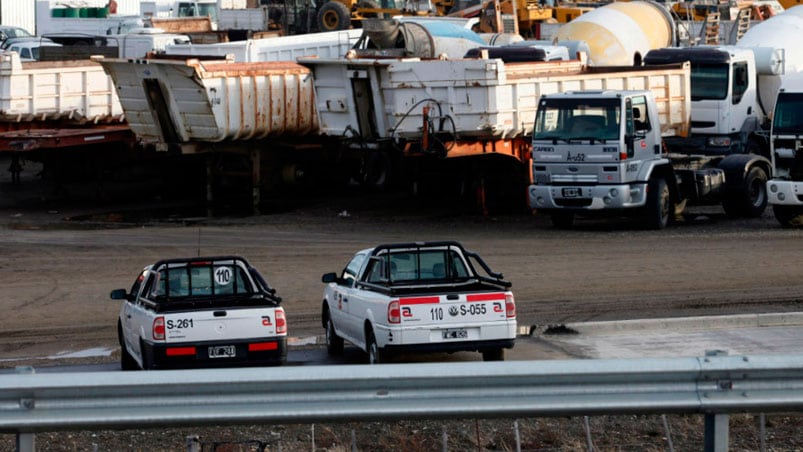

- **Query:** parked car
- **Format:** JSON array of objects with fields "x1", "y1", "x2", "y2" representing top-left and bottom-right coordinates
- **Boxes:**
[
  {"x1": 321, "y1": 241, "x2": 517, "y2": 363},
  {"x1": 7, "y1": 39, "x2": 62, "y2": 62},
  {"x1": 110, "y1": 255, "x2": 287, "y2": 370},
  {"x1": 0, "y1": 26, "x2": 33, "y2": 45}
]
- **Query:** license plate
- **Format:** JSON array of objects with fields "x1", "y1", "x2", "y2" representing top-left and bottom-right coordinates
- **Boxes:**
[
  {"x1": 208, "y1": 345, "x2": 236, "y2": 358},
  {"x1": 562, "y1": 187, "x2": 582, "y2": 197},
  {"x1": 442, "y1": 329, "x2": 468, "y2": 340}
]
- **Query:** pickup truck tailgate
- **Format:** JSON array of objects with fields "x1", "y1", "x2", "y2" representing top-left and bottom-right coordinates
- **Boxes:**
[
  {"x1": 162, "y1": 307, "x2": 283, "y2": 342},
  {"x1": 400, "y1": 292, "x2": 511, "y2": 325}
]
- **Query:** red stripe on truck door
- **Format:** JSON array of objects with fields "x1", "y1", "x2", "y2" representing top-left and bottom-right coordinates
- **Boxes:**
[
  {"x1": 400, "y1": 296, "x2": 440, "y2": 305},
  {"x1": 466, "y1": 293, "x2": 506, "y2": 302}
]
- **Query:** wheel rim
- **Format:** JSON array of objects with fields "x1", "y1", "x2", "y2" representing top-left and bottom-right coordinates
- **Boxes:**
[
  {"x1": 368, "y1": 338, "x2": 378, "y2": 364},
  {"x1": 322, "y1": 11, "x2": 339, "y2": 29},
  {"x1": 749, "y1": 178, "x2": 766, "y2": 208},
  {"x1": 326, "y1": 320, "x2": 334, "y2": 347},
  {"x1": 660, "y1": 186, "x2": 670, "y2": 224}
]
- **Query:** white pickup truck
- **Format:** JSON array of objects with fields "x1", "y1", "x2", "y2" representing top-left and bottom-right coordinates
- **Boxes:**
[
  {"x1": 321, "y1": 241, "x2": 517, "y2": 363},
  {"x1": 110, "y1": 255, "x2": 287, "y2": 370}
]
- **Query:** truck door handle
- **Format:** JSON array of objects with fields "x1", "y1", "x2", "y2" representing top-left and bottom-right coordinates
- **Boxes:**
[
  {"x1": 214, "y1": 311, "x2": 227, "y2": 317},
  {"x1": 446, "y1": 294, "x2": 459, "y2": 300}
]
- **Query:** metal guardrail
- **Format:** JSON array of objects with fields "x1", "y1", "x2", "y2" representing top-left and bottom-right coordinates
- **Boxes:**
[{"x1": 2, "y1": 353, "x2": 803, "y2": 451}]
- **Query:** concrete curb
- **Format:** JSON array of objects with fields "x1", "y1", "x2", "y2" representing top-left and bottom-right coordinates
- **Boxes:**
[{"x1": 562, "y1": 312, "x2": 803, "y2": 336}]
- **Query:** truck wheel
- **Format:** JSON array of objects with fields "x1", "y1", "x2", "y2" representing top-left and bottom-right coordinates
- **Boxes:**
[
  {"x1": 643, "y1": 177, "x2": 671, "y2": 230},
  {"x1": 140, "y1": 338, "x2": 154, "y2": 370},
  {"x1": 723, "y1": 167, "x2": 767, "y2": 218},
  {"x1": 118, "y1": 323, "x2": 138, "y2": 371},
  {"x1": 550, "y1": 212, "x2": 575, "y2": 229},
  {"x1": 482, "y1": 348, "x2": 504, "y2": 361},
  {"x1": 326, "y1": 316, "x2": 344, "y2": 356},
  {"x1": 317, "y1": 2, "x2": 351, "y2": 31},
  {"x1": 366, "y1": 329, "x2": 387, "y2": 364},
  {"x1": 773, "y1": 205, "x2": 803, "y2": 228}
]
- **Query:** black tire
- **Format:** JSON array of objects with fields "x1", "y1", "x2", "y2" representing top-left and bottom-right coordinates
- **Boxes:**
[
  {"x1": 317, "y1": 1, "x2": 351, "y2": 31},
  {"x1": 366, "y1": 329, "x2": 387, "y2": 364},
  {"x1": 118, "y1": 322, "x2": 138, "y2": 371},
  {"x1": 325, "y1": 314, "x2": 344, "y2": 356},
  {"x1": 722, "y1": 166, "x2": 768, "y2": 218},
  {"x1": 482, "y1": 348, "x2": 504, "y2": 361},
  {"x1": 139, "y1": 338, "x2": 154, "y2": 370},
  {"x1": 550, "y1": 212, "x2": 575, "y2": 229},
  {"x1": 773, "y1": 205, "x2": 803, "y2": 228},
  {"x1": 644, "y1": 177, "x2": 671, "y2": 230},
  {"x1": 360, "y1": 151, "x2": 392, "y2": 190}
]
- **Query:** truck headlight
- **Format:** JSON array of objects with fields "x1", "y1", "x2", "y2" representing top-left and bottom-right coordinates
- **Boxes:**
[{"x1": 707, "y1": 136, "x2": 731, "y2": 147}]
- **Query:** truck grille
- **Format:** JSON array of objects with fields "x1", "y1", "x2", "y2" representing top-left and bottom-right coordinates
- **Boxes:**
[
  {"x1": 555, "y1": 199, "x2": 593, "y2": 207},
  {"x1": 550, "y1": 174, "x2": 599, "y2": 184}
]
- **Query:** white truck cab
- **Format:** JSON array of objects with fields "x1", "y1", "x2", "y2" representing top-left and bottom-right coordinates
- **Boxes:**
[
  {"x1": 767, "y1": 73, "x2": 803, "y2": 226},
  {"x1": 529, "y1": 90, "x2": 676, "y2": 228}
]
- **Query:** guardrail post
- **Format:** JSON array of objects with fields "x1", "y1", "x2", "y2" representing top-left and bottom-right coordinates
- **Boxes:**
[
  {"x1": 703, "y1": 413, "x2": 729, "y2": 452},
  {"x1": 13, "y1": 366, "x2": 36, "y2": 452},
  {"x1": 16, "y1": 433, "x2": 34, "y2": 452},
  {"x1": 702, "y1": 350, "x2": 730, "y2": 452},
  {"x1": 185, "y1": 435, "x2": 200, "y2": 452}
]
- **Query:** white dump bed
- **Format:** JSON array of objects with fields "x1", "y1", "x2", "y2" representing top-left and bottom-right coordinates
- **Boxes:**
[
  {"x1": 301, "y1": 56, "x2": 691, "y2": 140},
  {"x1": 99, "y1": 58, "x2": 316, "y2": 145},
  {"x1": 165, "y1": 29, "x2": 361, "y2": 62},
  {"x1": 0, "y1": 52, "x2": 122, "y2": 122}
]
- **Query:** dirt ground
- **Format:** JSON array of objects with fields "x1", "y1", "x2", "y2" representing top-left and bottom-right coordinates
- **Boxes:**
[{"x1": 1, "y1": 158, "x2": 803, "y2": 450}]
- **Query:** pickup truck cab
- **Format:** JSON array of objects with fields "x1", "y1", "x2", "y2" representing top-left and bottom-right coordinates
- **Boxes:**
[
  {"x1": 110, "y1": 255, "x2": 286, "y2": 370},
  {"x1": 321, "y1": 241, "x2": 516, "y2": 363}
]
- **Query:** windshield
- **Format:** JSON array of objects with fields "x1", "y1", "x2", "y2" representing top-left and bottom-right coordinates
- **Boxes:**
[
  {"x1": 533, "y1": 98, "x2": 620, "y2": 142},
  {"x1": 773, "y1": 92, "x2": 803, "y2": 134},
  {"x1": 691, "y1": 63, "x2": 729, "y2": 101}
]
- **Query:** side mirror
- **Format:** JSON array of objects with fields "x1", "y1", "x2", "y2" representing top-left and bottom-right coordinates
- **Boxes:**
[
  {"x1": 110, "y1": 288, "x2": 129, "y2": 300},
  {"x1": 321, "y1": 272, "x2": 339, "y2": 284}
]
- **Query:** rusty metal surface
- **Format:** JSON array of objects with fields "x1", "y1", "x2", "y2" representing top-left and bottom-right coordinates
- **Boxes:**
[
  {"x1": 100, "y1": 58, "x2": 317, "y2": 145},
  {"x1": 0, "y1": 125, "x2": 134, "y2": 152}
]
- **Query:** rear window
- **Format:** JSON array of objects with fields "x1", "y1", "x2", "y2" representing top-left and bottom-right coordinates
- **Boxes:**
[
  {"x1": 152, "y1": 264, "x2": 252, "y2": 298},
  {"x1": 364, "y1": 249, "x2": 470, "y2": 284}
]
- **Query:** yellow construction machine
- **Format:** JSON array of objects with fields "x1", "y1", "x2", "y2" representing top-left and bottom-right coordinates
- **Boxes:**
[{"x1": 316, "y1": 0, "x2": 455, "y2": 31}]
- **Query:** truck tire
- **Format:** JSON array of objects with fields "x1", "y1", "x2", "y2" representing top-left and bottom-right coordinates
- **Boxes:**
[
  {"x1": 317, "y1": 1, "x2": 351, "y2": 31},
  {"x1": 140, "y1": 338, "x2": 154, "y2": 370},
  {"x1": 482, "y1": 348, "x2": 505, "y2": 361},
  {"x1": 326, "y1": 315, "x2": 344, "y2": 356},
  {"x1": 118, "y1": 322, "x2": 138, "y2": 371},
  {"x1": 550, "y1": 212, "x2": 575, "y2": 229},
  {"x1": 644, "y1": 177, "x2": 671, "y2": 230},
  {"x1": 722, "y1": 166, "x2": 768, "y2": 218},
  {"x1": 773, "y1": 205, "x2": 803, "y2": 228},
  {"x1": 366, "y1": 329, "x2": 388, "y2": 364}
]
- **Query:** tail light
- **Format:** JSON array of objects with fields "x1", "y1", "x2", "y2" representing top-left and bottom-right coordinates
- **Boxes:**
[
  {"x1": 619, "y1": 151, "x2": 628, "y2": 161},
  {"x1": 388, "y1": 300, "x2": 400, "y2": 324},
  {"x1": 505, "y1": 294, "x2": 516, "y2": 319},
  {"x1": 153, "y1": 316, "x2": 165, "y2": 340},
  {"x1": 275, "y1": 308, "x2": 287, "y2": 335}
]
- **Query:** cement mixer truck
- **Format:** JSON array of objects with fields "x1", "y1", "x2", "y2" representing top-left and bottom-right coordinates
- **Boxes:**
[{"x1": 641, "y1": 6, "x2": 803, "y2": 218}]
